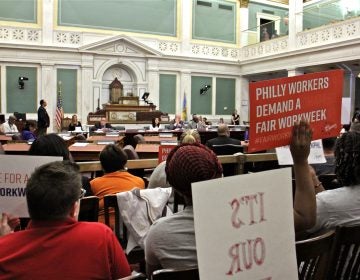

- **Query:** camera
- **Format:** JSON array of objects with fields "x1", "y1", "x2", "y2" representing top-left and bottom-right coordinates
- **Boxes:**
[{"x1": 18, "y1": 77, "x2": 29, "y2": 89}]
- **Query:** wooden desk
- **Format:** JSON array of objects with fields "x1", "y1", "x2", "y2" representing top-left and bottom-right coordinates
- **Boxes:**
[
  {"x1": 68, "y1": 143, "x2": 106, "y2": 161},
  {"x1": 3, "y1": 143, "x2": 30, "y2": 154},
  {"x1": 87, "y1": 135, "x2": 124, "y2": 146},
  {"x1": 135, "y1": 143, "x2": 159, "y2": 159},
  {"x1": 3, "y1": 143, "x2": 105, "y2": 161},
  {"x1": 0, "y1": 135, "x2": 13, "y2": 144},
  {"x1": 143, "y1": 136, "x2": 178, "y2": 143}
]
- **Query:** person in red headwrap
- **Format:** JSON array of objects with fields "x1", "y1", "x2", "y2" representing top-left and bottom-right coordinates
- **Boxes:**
[{"x1": 144, "y1": 121, "x2": 315, "y2": 277}]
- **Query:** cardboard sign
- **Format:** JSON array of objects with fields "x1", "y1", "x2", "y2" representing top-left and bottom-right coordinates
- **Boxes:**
[
  {"x1": 276, "y1": 139, "x2": 326, "y2": 165},
  {"x1": 192, "y1": 168, "x2": 297, "y2": 280},
  {"x1": 0, "y1": 155, "x2": 62, "y2": 217},
  {"x1": 158, "y1": 144, "x2": 177, "y2": 163},
  {"x1": 249, "y1": 70, "x2": 343, "y2": 153}
]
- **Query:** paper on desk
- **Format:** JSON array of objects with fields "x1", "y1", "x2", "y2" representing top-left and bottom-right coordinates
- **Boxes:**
[{"x1": 72, "y1": 142, "x2": 89, "y2": 147}]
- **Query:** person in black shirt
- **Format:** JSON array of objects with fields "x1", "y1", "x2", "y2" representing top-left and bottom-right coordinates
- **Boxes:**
[{"x1": 37, "y1": 99, "x2": 50, "y2": 136}]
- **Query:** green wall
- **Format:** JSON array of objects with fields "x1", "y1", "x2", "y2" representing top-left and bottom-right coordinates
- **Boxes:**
[
  {"x1": 193, "y1": 0, "x2": 236, "y2": 43},
  {"x1": 57, "y1": 69, "x2": 77, "y2": 113},
  {"x1": 0, "y1": 0, "x2": 37, "y2": 23},
  {"x1": 58, "y1": 0, "x2": 177, "y2": 36},
  {"x1": 159, "y1": 74, "x2": 176, "y2": 114},
  {"x1": 216, "y1": 78, "x2": 235, "y2": 115},
  {"x1": 6, "y1": 66, "x2": 37, "y2": 113},
  {"x1": 191, "y1": 76, "x2": 212, "y2": 115}
]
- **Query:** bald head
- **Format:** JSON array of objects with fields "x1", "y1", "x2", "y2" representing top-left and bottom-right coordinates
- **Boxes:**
[{"x1": 217, "y1": 124, "x2": 230, "y2": 137}]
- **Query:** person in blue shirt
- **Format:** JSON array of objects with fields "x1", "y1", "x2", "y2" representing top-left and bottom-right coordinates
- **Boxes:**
[{"x1": 21, "y1": 120, "x2": 37, "y2": 141}]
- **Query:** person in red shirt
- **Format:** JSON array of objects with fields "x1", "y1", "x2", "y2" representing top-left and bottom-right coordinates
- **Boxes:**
[{"x1": 0, "y1": 161, "x2": 131, "y2": 280}]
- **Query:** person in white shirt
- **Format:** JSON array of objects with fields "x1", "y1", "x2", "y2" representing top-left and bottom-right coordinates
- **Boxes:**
[
  {"x1": 3, "y1": 116, "x2": 18, "y2": 133},
  {"x1": 150, "y1": 117, "x2": 162, "y2": 131}
]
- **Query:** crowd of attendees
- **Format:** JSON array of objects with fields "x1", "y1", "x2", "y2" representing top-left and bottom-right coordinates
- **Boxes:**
[{"x1": 0, "y1": 108, "x2": 359, "y2": 278}]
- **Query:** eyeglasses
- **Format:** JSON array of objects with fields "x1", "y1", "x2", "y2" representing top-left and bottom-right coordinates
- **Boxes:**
[{"x1": 79, "y1": 188, "x2": 86, "y2": 199}]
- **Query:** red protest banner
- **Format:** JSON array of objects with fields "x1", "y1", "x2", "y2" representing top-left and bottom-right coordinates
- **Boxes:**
[
  {"x1": 248, "y1": 69, "x2": 344, "y2": 153},
  {"x1": 158, "y1": 144, "x2": 177, "y2": 163}
]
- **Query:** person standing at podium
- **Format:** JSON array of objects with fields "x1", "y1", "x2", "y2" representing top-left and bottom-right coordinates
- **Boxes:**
[{"x1": 37, "y1": 99, "x2": 50, "y2": 136}]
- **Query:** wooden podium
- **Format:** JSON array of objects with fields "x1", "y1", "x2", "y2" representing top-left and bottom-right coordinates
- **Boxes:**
[{"x1": 104, "y1": 103, "x2": 157, "y2": 123}]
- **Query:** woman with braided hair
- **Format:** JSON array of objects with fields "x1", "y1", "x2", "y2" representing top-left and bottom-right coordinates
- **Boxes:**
[{"x1": 307, "y1": 130, "x2": 360, "y2": 235}]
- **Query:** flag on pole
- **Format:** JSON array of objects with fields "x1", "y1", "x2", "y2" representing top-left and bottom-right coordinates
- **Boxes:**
[
  {"x1": 55, "y1": 81, "x2": 64, "y2": 131},
  {"x1": 182, "y1": 92, "x2": 187, "y2": 121}
]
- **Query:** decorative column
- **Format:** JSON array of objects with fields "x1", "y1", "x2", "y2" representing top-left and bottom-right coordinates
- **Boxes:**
[
  {"x1": 288, "y1": 0, "x2": 303, "y2": 50},
  {"x1": 239, "y1": 0, "x2": 249, "y2": 47},
  {"x1": 239, "y1": 76, "x2": 249, "y2": 122},
  {"x1": 42, "y1": 0, "x2": 54, "y2": 45},
  {"x1": 80, "y1": 54, "x2": 94, "y2": 123},
  {"x1": 40, "y1": 63, "x2": 56, "y2": 132},
  {"x1": 147, "y1": 59, "x2": 160, "y2": 109},
  {"x1": 180, "y1": 0, "x2": 192, "y2": 55}
]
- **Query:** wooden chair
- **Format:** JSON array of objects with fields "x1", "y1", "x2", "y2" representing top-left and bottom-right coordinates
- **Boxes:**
[
  {"x1": 210, "y1": 144, "x2": 243, "y2": 177},
  {"x1": 61, "y1": 117, "x2": 72, "y2": 131},
  {"x1": 327, "y1": 225, "x2": 360, "y2": 279},
  {"x1": 296, "y1": 230, "x2": 335, "y2": 280},
  {"x1": 117, "y1": 272, "x2": 147, "y2": 280},
  {"x1": 152, "y1": 266, "x2": 199, "y2": 280},
  {"x1": 78, "y1": 196, "x2": 99, "y2": 222},
  {"x1": 103, "y1": 194, "x2": 145, "y2": 268}
]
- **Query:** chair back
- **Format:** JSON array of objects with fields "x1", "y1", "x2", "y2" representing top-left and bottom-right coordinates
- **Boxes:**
[
  {"x1": 210, "y1": 144, "x2": 243, "y2": 176},
  {"x1": 104, "y1": 194, "x2": 126, "y2": 245},
  {"x1": 123, "y1": 145, "x2": 140, "y2": 160},
  {"x1": 103, "y1": 194, "x2": 145, "y2": 267},
  {"x1": 211, "y1": 144, "x2": 243, "y2": 155},
  {"x1": 152, "y1": 266, "x2": 199, "y2": 280},
  {"x1": 296, "y1": 230, "x2": 335, "y2": 280},
  {"x1": 78, "y1": 196, "x2": 99, "y2": 222},
  {"x1": 327, "y1": 225, "x2": 360, "y2": 280},
  {"x1": 318, "y1": 174, "x2": 341, "y2": 190}
]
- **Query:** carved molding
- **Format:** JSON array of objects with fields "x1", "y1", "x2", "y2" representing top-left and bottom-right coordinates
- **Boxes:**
[{"x1": 0, "y1": 27, "x2": 41, "y2": 43}]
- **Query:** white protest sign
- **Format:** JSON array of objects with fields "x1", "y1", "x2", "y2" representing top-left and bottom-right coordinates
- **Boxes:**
[
  {"x1": 0, "y1": 155, "x2": 62, "y2": 217},
  {"x1": 192, "y1": 168, "x2": 297, "y2": 280},
  {"x1": 275, "y1": 139, "x2": 326, "y2": 165}
]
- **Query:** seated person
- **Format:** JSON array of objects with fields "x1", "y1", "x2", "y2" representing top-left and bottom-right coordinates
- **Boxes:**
[
  {"x1": 203, "y1": 117, "x2": 212, "y2": 126},
  {"x1": 0, "y1": 161, "x2": 131, "y2": 279},
  {"x1": 205, "y1": 123, "x2": 240, "y2": 149},
  {"x1": 28, "y1": 133, "x2": 92, "y2": 196},
  {"x1": 3, "y1": 115, "x2": 19, "y2": 133},
  {"x1": 312, "y1": 137, "x2": 336, "y2": 175},
  {"x1": 148, "y1": 129, "x2": 201, "y2": 207},
  {"x1": 150, "y1": 117, "x2": 162, "y2": 131},
  {"x1": 169, "y1": 114, "x2": 184, "y2": 130},
  {"x1": 307, "y1": 130, "x2": 360, "y2": 235},
  {"x1": 145, "y1": 121, "x2": 315, "y2": 277},
  {"x1": 90, "y1": 144, "x2": 145, "y2": 222},
  {"x1": 68, "y1": 114, "x2": 82, "y2": 131},
  {"x1": 187, "y1": 114, "x2": 199, "y2": 129},
  {"x1": 91, "y1": 118, "x2": 113, "y2": 132},
  {"x1": 21, "y1": 120, "x2": 37, "y2": 141}
]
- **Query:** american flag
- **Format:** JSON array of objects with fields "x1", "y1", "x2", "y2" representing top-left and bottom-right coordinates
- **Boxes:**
[
  {"x1": 181, "y1": 92, "x2": 187, "y2": 121},
  {"x1": 55, "y1": 82, "x2": 63, "y2": 130}
]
